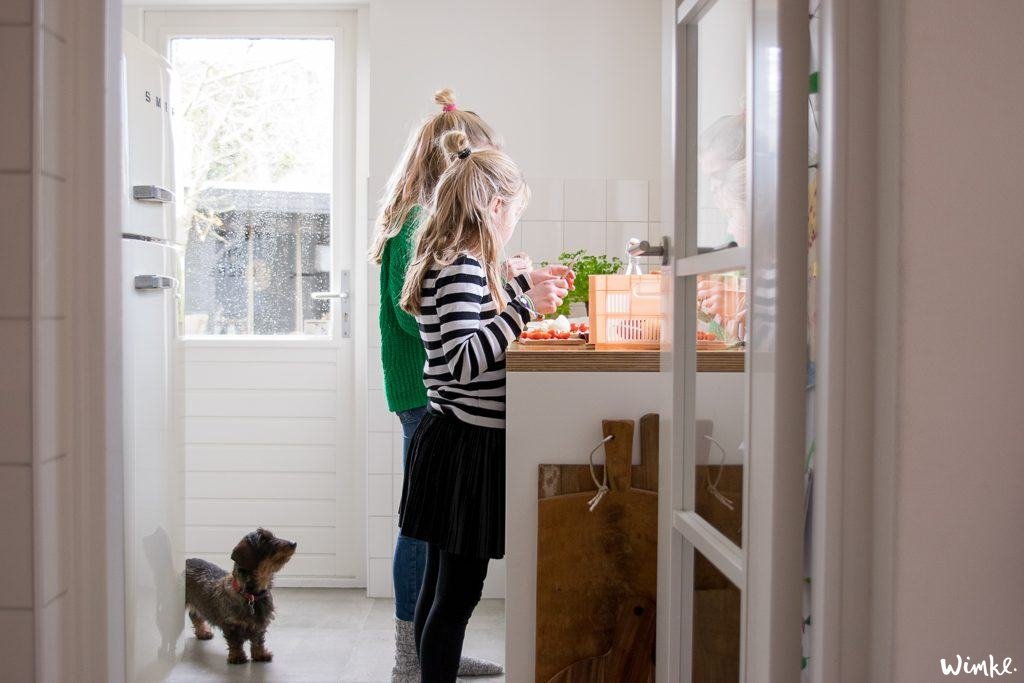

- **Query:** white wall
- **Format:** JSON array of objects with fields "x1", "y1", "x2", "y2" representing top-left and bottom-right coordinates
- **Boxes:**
[
  {"x1": 368, "y1": 0, "x2": 660, "y2": 182},
  {"x1": 362, "y1": 0, "x2": 663, "y2": 598},
  {"x1": 890, "y1": 0, "x2": 1024, "y2": 675},
  {"x1": 0, "y1": 0, "x2": 79, "y2": 678}
]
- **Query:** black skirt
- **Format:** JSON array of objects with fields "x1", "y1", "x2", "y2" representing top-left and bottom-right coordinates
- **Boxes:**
[{"x1": 398, "y1": 408, "x2": 506, "y2": 560}]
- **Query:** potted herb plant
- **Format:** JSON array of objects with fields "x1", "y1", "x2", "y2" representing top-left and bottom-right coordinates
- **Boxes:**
[{"x1": 541, "y1": 250, "x2": 624, "y2": 317}]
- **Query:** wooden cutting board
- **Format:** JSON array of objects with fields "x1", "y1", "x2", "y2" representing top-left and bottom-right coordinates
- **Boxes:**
[
  {"x1": 547, "y1": 596, "x2": 656, "y2": 683},
  {"x1": 536, "y1": 416, "x2": 659, "y2": 683}
]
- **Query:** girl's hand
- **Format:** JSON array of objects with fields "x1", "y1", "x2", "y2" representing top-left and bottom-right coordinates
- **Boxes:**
[
  {"x1": 503, "y1": 252, "x2": 534, "y2": 279},
  {"x1": 526, "y1": 278, "x2": 570, "y2": 315},
  {"x1": 696, "y1": 278, "x2": 726, "y2": 320},
  {"x1": 530, "y1": 264, "x2": 576, "y2": 291}
]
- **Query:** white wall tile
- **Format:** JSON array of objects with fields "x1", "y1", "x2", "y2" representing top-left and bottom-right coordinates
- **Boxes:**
[
  {"x1": 36, "y1": 318, "x2": 70, "y2": 461},
  {"x1": 0, "y1": 28, "x2": 32, "y2": 171},
  {"x1": 0, "y1": 0, "x2": 31, "y2": 23},
  {"x1": 504, "y1": 223, "x2": 524, "y2": 257},
  {"x1": 521, "y1": 221, "x2": 564, "y2": 265},
  {"x1": 522, "y1": 178, "x2": 563, "y2": 221},
  {"x1": 0, "y1": 610, "x2": 34, "y2": 682},
  {"x1": 366, "y1": 474, "x2": 392, "y2": 516},
  {"x1": 606, "y1": 222, "x2": 649, "y2": 263},
  {"x1": 563, "y1": 178, "x2": 606, "y2": 221},
  {"x1": 367, "y1": 346, "x2": 384, "y2": 390},
  {"x1": 368, "y1": 515, "x2": 393, "y2": 558},
  {"x1": 367, "y1": 432, "x2": 392, "y2": 475},
  {"x1": 648, "y1": 178, "x2": 661, "y2": 221},
  {"x1": 366, "y1": 175, "x2": 387, "y2": 213},
  {"x1": 37, "y1": 456, "x2": 70, "y2": 602},
  {"x1": 367, "y1": 389, "x2": 392, "y2": 432},
  {"x1": 0, "y1": 174, "x2": 32, "y2": 318},
  {"x1": 0, "y1": 320, "x2": 32, "y2": 464},
  {"x1": 36, "y1": 175, "x2": 69, "y2": 318},
  {"x1": 562, "y1": 222, "x2": 607, "y2": 258},
  {"x1": 367, "y1": 557, "x2": 393, "y2": 598},
  {"x1": 41, "y1": 30, "x2": 69, "y2": 178},
  {"x1": 0, "y1": 466, "x2": 33, "y2": 608},
  {"x1": 392, "y1": 473, "x2": 404, "y2": 516},
  {"x1": 368, "y1": 303, "x2": 382, "y2": 347},
  {"x1": 392, "y1": 431, "x2": 405, "y2": 474},
  {"x1": 366, "y1": 263, "x2": 381, "y2": 295},
  {"x1": 607, "y1": 179, "x2": 649, "y2": 222},
  {"x1": 42, "y1": 0, "x2": 70, "y2": 40}
]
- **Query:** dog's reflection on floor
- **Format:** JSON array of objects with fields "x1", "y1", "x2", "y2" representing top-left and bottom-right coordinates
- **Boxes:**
[{"x1": 142, "y1": 526, "x2": 185, "y2": 661}]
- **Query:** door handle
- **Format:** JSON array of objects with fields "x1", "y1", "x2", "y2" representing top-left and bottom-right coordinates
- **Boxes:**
[
  {"x1": 310, "y1": 270, "x2": 351, "y2": 338},
  {"x1": 626, "y1": 236, "x2": 671, "y2": 266}
]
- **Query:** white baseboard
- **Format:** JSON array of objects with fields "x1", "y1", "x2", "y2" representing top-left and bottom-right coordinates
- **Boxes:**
[{"x1": 275, "y1": 577, "x2": 366, "y2": 589}]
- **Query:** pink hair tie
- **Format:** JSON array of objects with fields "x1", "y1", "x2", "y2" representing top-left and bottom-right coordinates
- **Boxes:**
[{"x1": 442, "y1": 103, "x2": 457, "y2": 112}]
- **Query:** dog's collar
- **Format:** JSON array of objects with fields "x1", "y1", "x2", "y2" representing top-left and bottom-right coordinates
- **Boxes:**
[{"x1": 231, "y1": 577, "x2": 269, "y2": 604}]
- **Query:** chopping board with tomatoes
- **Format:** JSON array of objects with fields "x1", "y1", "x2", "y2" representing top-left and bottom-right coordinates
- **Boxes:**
[
  {"x1": 519, "y1": 315, "x2": 590, "y2": 345},
  {"x1": 535, "y1": 417, "x2": 658, "y2": 683}
]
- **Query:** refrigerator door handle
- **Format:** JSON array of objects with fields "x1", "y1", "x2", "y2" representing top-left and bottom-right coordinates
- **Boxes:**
[
  {"x1": 132, "y1": 185, "x2": 175, "y2": 203},
  {"x1": 134, "y1": 274, "x2": 177, "y2": 291}
]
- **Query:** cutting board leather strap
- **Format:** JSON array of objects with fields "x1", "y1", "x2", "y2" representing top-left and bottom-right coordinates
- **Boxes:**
[{"x1": 603, "y1": 420, "x2": 634, "y2": 492}]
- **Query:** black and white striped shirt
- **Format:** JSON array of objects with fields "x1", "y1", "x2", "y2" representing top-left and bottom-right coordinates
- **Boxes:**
[{"x1": 416, "y1": 254, "x2": 533, "y2": 429}]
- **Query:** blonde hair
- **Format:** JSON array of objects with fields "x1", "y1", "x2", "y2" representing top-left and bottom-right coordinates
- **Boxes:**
[
  {"x1": 369, "y1": 88, "x2": 501, "y2": 263},
  {"x1": 400, "y1": 130, "x2": 530, "y2": 315}
]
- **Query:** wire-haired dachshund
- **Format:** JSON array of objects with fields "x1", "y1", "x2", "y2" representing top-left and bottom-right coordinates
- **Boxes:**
[{"x1": 185, "y1": 527, "x2": 297, "y2": 664}]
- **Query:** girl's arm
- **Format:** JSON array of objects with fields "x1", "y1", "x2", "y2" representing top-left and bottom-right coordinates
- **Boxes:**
[
  {"x1": 503, "y1": 272, "x2": 532, "y2": 300},
  {"x1": 433, "y1": 260, "x2": 531, "y2": 384}
]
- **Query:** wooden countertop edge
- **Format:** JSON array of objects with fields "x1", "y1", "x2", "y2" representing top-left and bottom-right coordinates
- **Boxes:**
[{"x1": 506, "y1": 344, "x2": 745, "y2": 373}]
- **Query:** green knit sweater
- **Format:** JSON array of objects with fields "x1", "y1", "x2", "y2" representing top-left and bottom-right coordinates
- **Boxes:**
[{"x1": 378, "y1": 206, "x2": 429, "y2": 413}]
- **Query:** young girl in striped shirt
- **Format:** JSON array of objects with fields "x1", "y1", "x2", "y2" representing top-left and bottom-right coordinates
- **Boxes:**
[{"x1": 399, "y1": 130, "x2": 572, "y2": 680}]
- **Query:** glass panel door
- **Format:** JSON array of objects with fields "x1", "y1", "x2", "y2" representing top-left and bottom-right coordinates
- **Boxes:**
[{"x1": 659, "y1": 0, "x2": 807, "y2": 680}]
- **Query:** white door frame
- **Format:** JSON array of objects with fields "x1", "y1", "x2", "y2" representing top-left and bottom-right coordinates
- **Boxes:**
[
  {"x1": 139, "y1": 7, "x2": 365, "y2": 588},
  {"x1": 70, "y1": 0, "x2": 888, "y2": 680},
  {"x1": 809, "y1": 0, "x2": 898, "y2": 680},
  {"x1": 657, "y1": 0, "x2": 809, "y2": 680}
]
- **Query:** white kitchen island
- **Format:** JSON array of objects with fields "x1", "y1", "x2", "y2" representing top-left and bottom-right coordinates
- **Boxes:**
[{"x1": 502, "y1": 344, "x2": 744, "y2": 681}]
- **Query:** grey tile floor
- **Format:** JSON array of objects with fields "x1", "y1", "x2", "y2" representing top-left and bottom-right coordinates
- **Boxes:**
[{"x1": 166, "y1": 588, "x2": 506, "y2": 682}]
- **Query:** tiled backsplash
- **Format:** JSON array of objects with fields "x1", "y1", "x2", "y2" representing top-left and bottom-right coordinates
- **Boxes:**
[{"x1": 362, "y1": 176, "x2": 659, "y2": 598}]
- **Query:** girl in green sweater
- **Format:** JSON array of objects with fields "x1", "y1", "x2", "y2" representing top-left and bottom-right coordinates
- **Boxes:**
[{"x1": 370, "y1": 89, "x2": 518, "y2": 680}]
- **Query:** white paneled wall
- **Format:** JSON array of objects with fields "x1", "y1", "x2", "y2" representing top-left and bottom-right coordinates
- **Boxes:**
[
  {"x1": 0, "y1": 0, "x2": 77, "y2": 678},
  {"x1": 182, "y1": 344, "x2": 363, "y2": 585},
  {"x1": 363, "y1": 176, "x2": 658, "y2": 598}
]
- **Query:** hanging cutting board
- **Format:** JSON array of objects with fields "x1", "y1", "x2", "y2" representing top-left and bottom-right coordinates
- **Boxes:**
[
  {"x1": 536, "y1": 416, "x2": 658, "y2": 683},
  {"x1": 547, "y1": 596, "x2": 656, "y2": 683}
]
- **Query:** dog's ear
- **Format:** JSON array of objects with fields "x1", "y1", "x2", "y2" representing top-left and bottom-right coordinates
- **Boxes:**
[{"x1": 231, "y1": 537, "x2": 258, "y2": 571}]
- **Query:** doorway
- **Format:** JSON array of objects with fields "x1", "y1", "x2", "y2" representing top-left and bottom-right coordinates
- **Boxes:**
[{"x1": 121, "y1": 7, "x2": 364, "y2": 680}]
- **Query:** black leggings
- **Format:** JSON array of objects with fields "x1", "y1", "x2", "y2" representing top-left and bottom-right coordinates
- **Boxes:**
[{"x1": 413, "y1": 543, "x2": 490, "y2": 681}]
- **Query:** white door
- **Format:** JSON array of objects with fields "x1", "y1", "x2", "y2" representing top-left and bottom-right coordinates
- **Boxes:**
[
  {"x1": 657, "y1": 0, "x2": 808, "y2": 680},
  {"x1": 142, "y1": 10, "x2": 362, "y2": 587}
]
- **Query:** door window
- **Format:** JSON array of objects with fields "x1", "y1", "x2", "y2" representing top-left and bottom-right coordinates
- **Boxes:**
[{"x1": 171, "y1": 38, "x2": 335, "y2": 335}]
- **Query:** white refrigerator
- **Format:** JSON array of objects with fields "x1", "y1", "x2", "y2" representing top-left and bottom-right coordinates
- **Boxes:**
[{"x1": 121, "y1": 31, "x2": 186, "y2": 681}]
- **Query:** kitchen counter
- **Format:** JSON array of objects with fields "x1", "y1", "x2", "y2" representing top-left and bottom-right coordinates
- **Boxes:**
[
  {"x1": 503, "y1": 342, "x2": 746, "y2": 680},
  {"x1": 506, "y1": 342, "x2": 745, "y2": 373}
]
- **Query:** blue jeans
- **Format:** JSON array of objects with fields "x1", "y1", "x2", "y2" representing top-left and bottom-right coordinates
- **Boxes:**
[{"x1": 393, "y1": 406, "x2": 428, "y2": 621}]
